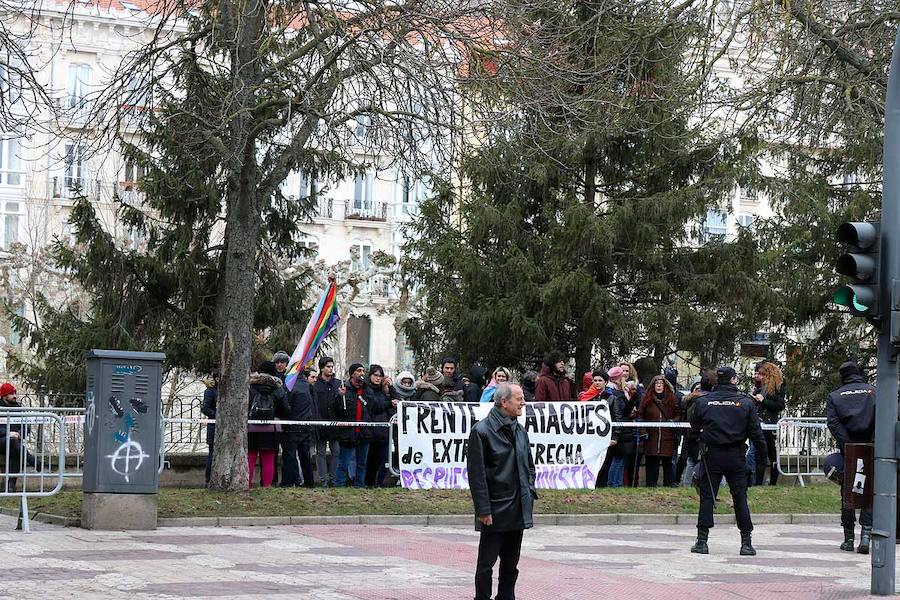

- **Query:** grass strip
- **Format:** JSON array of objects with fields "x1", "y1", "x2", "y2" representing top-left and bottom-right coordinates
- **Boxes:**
[{"x1": 0, "y1": 484, "x2": 840, "y2": 519}]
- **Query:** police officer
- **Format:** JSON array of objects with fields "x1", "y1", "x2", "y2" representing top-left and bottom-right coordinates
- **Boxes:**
[
  {"x1": 689, "y1": 366, "x2": 766, "y2": 555},
  {"x1": 824, "y1": 361, "x2": 875, "y2": 554}
]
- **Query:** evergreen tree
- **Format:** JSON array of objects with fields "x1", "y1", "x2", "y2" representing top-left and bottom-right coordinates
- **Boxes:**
[{"x1": 405, "y1": 0, "x2": 773, "y2": 377}]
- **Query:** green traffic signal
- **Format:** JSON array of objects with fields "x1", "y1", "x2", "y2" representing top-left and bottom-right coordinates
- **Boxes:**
[
  {"x1": 834, "y1": 222, "x2": 881, "y2": 319},
  {"x1": 834, "y1": 284, "x2": 877, "y2": 315}
]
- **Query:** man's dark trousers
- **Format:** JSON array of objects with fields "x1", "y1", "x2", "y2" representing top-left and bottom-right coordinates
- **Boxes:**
[
  {"x1": 475, "y1": 529, "x2": 523, "y2": 600},
  {"x1": 280, "y1": 432, "x2": 314, "y2": 487},
  {"x1": 698, "y1": 446, "x2": 753, "y2": 533}
]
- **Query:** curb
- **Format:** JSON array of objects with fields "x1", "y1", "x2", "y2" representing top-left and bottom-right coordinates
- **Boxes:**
[
  {"x1": 0, "y1": 507, "x2": 80, "y2": 527},
  {"x1": 1, "y1": 508, "x2": 841, "y2": 529}
]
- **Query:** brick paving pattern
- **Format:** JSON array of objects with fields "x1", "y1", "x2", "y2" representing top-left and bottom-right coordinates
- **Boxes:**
[{"x1": 0, "y1": 513, "x2": 889, "y2": 599}]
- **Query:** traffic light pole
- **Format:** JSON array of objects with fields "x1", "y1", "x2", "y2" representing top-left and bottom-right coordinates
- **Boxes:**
[{"x1": 871, "y1": 28, "x2": 900, "y2": 597}]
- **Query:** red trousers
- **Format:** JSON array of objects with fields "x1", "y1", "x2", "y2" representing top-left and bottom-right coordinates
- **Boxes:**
[{"x1": 248, "y1": 449, "x2": 277, "y2": 488}]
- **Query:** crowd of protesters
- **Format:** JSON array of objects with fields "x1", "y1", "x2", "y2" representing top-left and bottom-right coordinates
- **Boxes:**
[{"x1": 198, "y1": 350, "x2": 787, "y2": 489}]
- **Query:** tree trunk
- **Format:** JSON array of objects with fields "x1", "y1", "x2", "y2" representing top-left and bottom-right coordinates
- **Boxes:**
[
  {"x1": 207, "y1": 0, "x2": 265, "y2": 493},
  {"x1": 209, "y1": 153, "x2": 260, "y2": 491},
  {"x1": 574, "y1": 344, "x2": 591, "y2": 388}
]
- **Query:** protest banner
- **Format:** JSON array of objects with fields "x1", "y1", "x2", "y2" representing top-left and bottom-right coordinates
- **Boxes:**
[{"x1": 397, "y1": 401, "x2": 612, "y2": 490}]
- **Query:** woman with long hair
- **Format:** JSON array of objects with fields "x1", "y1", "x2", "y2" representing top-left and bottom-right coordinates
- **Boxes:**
[
  {"x1": 752, "y1": 362, "x2": 786, "y2": 486},
  {"x1": 637, "y1": 375, "x2": 681, "y2": 487}
]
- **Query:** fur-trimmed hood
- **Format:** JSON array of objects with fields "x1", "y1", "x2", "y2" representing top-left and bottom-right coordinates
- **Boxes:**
[
  {"x1": 250, "y1": 372, "x2": 283, "y2": 389},
  {"x1": 415, "y1": 380, "x2": 441, "y2": 395}
]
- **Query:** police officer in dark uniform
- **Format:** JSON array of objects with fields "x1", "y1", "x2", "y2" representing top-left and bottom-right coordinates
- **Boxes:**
[
  {"x1": 689, "y1": 366, "x2": 767, "y2": 555},
  {"x1": 824, "y1": 361, "x2": 875, "y2": 554}
]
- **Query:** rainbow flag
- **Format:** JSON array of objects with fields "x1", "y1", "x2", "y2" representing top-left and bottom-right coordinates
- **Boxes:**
[{"x1": 284, "y1": 281, "x2": 341, "y2": 391}]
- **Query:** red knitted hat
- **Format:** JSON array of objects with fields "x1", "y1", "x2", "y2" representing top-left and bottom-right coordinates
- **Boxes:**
[{"x1": 0, "y1": 382, "x2": 16, "y2": 398}]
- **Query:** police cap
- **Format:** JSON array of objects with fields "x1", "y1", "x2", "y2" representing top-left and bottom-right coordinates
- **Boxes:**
[{"x1": 716, "y1": 366, "x2": 737, "y2": 384}]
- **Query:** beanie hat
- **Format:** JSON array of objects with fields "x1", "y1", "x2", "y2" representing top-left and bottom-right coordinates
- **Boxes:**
[
  {"x1": 839, "y1": 361, "x2": 861, "y2": 380},
  {"x1": 522, "y1": 370, "x2": 538, "y2": 384},
  {"x1": 272, "y1": 351, "x2": 290, "y2": 364},
  {"x1": 607, "y1": 366, "x2": 625, "y2": 381},
  {"x1": 318, "y1": 356, "x2": 335, "y2": 370},
  {"x1": 258, "y1": 361, "x2": 278, "y2": 377},
  {"x1": 0, "y1": 382, "x2": 15, "y2": 398},
  {"x1": 348, "y1": 363, "x2": 365, "y2": 377},
  {"x1": 423, "y1": 366, "x2": 444, "y2": 386}
]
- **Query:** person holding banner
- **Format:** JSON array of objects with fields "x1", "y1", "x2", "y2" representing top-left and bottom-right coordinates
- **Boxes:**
[{"x1": 467, "y1": 383, "x2": 537, "y2": 600}]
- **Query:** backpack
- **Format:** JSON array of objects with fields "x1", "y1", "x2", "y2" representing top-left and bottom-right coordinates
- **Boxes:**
[{"x1": 249, "y1": 388, "x2": 276, "y2": 421}]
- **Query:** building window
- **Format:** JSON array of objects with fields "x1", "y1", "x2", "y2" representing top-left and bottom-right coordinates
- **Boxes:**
[
  {"x1": 736, "y1": 213, "x2": 753, "y2": 228},
  {"x1": 122, "y1": 161, "x2": 144, "y2": 187},
  {"x1": 299, "y1": 238, "x2": 319, "y2": 257},
  {"x1": 0, "y1": 136, "x2": 21, "y2": 186},
  {"x1": 64, "y1": 143, "x2": 87, "y2": 191},
  {"x1": 123, "y1": 74, "x2": 151, "y2": 110},
  {"x1": 354, "y1": 115, "x2": 371, "y2": 142},
  {"x1": 8, "y1": 304, "x2": 23, "y2": 346},
  {"x1": 401, "y1": 176, "x2": 429, "y2": 216},
  {"x1": 703, "y1": 209, "x2": 727, "y2": 242},
  {"x1": 350, "y1": 242, "x2": 372, "y2": 273},
  {"x1": 66, "y1": 64, "x2": 91, "y2": 111},
  {"x1": 0, "y1": 56, "x2": 24, "y2": 106},
  {"x1": 354, "y1": 172, "x2": 373, "y2": 210},
  {"x1": 2, "y1": 201, "x2": 20, "y2": 249}
]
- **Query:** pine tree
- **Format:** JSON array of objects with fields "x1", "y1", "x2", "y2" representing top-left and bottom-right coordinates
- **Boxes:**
[{"x1": 405, "y1": 0, "x2": 774, "y2": 377}]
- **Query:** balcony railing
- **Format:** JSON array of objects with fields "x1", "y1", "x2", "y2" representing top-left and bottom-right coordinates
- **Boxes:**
[
  {"x1": 368, "y1": 274, "x2": 395, "y2": 298},
  {"x1": 344, "y1": 199, "x2": 388, "y2": 221},
  {"x1": 316, "y1": 197, "x2": 333, "y2": 218},
  {"x1": 0, "y1": 170, "x2": 24, "y2": 187},
  {"x1": 51, "y1": 176, "x2": 104, "y2": 200},
  {"x1": 48, "y1": 178, "x2": 145, "y2": 205},
  {"x1": 55, "y1": 97, "x2": 92, "y2": 126}
]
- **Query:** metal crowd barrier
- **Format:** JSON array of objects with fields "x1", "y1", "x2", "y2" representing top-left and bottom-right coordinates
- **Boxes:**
[
  {"x1": 776, "y1": 417, "x2": 835, "y2": 487},
  {"x1": 0, "y1": 410, "x2": 66, "y2": 532}
]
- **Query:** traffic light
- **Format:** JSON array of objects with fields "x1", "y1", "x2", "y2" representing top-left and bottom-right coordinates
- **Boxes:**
[{"x1": 834, "y1": 222, "x2": 881, "y2": 321}]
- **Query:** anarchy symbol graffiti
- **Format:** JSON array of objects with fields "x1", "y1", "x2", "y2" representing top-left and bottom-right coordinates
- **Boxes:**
[{"x1": 106, "y1": 436, "x2": 150, "y2": 483}]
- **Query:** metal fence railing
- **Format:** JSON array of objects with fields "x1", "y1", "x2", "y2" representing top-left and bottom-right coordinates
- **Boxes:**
[
  {"x1": 776, "y1": 417, "x2": 835, "y2": 486},
  {"x1": 7, "y1": 399, "x2": 837, "y2": 488},
  {"x1": 0, "y1": 409, "x2": 67, "y2": 532}
]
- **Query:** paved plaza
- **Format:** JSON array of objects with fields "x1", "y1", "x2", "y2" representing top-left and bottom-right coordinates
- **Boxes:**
[{"x1": 0, "y1": 514, "x2": 891, "y2": 599}]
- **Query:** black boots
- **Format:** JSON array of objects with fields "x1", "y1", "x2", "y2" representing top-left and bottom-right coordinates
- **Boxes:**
[
  {"x1": 691, "y1": 529, "x2": 758, "y2": 555},
  {"x1": 691, "y1": 527, "x2": 709, "y2": 554},
  {"x1": 840, "y1": 526, "x2": 855, "y2": 552},
  {"x1": 858, "y1": 526, "x2": 872, "y2": 554},
  {"x1": 740, "y1": 532, "x2": 756, "y2": 556}
]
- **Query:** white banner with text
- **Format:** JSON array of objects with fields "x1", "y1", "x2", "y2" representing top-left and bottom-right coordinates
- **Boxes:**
[{"x1": 397, "y1": 401, "x2": 612, "y2": 490}]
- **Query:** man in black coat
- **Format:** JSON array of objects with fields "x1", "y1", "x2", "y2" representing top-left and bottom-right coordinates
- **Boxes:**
[
  {"x1": 825, "y1": 361, "x2": 876, "y2": 553},
  {"x1": 280, "y1": 378, "x2": 316, "y2": 487},
  {"x1": 689, "y1": 366, "x2": 767, "y2": 556},
  {"x1": 467, "y1": 382, "x2": 537, "y2": 600},
  {"x1": 312, "y1": 356, "x2": 344, "y2": 487}
]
